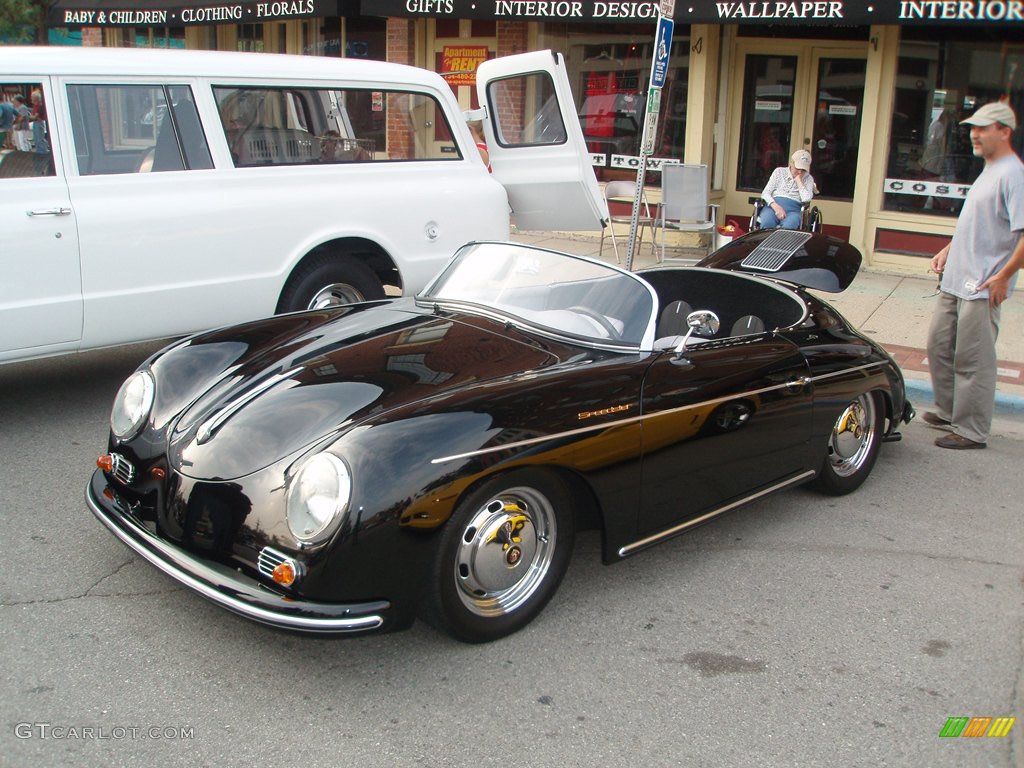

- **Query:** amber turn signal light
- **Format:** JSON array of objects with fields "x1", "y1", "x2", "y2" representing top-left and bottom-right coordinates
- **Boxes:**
[
  {"x1": 97, "y1": 455, "x2": 113, "y2": 472},
  {"x1": 271, "y1": 562, "x2": 298, "y2": 586}
]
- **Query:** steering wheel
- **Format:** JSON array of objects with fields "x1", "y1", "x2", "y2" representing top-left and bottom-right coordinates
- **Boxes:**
[{"x1": 568, "y1": 306, "x2": 621, "y2": 339}]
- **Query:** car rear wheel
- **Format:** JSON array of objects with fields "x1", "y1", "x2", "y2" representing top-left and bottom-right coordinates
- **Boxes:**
[
  {"x1": 812, "y1": 391, "x2": 883, "y2": 495},
  {"x1": 423, "y1": 469, "x2": 575, "y2": 643},
  {"x1": 276, "y1": 256, "x2": 385, "y2": 313}
]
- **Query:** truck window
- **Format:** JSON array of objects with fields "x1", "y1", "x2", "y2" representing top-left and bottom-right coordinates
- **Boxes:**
[
  {"x1": 212, "y1": 85, "x2": 461, "y2": 167},
  {"x1": 487, "y1": 72, "x2": 568, "y2": 148},
  {"x1": 67, "y1": 84, "x2": 213, "y2": 175},
  {"x1": 0, "y1": 83, "x2": 55, "y2": 178}
]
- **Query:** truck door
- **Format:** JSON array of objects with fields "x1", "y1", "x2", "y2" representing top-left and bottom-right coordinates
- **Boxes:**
[
  {"x1": 477, "y1": 50, "x2": 607, "y2": 231},
  {"x1": 0, "y1": 78, "x2": 83, "y2": 362}
]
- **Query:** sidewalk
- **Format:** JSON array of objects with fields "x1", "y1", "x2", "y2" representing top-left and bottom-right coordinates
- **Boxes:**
[{"x1": 511, "y1": 229, "x2": 1024, "y2": 416}]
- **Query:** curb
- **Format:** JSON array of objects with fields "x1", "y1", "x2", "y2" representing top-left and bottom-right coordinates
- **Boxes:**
[{"x1": 903, "y1": 376, "x2": 1024, "y2": 418}]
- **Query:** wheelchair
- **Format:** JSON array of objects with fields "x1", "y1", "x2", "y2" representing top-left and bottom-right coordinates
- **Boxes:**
[{"x1": 748, "y1": 196, "x2": 823, "y2": 234}]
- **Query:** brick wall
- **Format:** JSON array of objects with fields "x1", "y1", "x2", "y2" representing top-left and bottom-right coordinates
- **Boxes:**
[
  {"x1": 386, "y1": 18, "x2": 416, "y2": 159},
  {"x1": 493, "y1": 22, "x2": 529, "y2": 144},
  {"x1": 497, "y1": 21, "x2": 527, "y2": 57}
]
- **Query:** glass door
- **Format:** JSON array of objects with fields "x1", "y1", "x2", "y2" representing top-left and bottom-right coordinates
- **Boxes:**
[
  {"x1": 725, "y1": 42, "x2": 866, "y2": 234},
  {"x1": 803, "y1": 51, "x2": 866, "y2": 202},
  {"x1": 736, "y1": 53, "x2": 798, "y2": 192}
]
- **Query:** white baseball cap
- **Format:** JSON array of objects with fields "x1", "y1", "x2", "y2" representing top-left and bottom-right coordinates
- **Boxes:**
[
  {"x1": 961, "y1": 101, "x2": 1017, "y2": 130},
  {"x1": 791, "y1": 150, "x2": 812, "y2": 171}
]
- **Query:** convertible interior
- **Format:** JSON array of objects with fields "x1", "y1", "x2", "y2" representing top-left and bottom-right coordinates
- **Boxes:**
[{"x1": 640, "y1": 268, "x2": 808, "y2": 350}]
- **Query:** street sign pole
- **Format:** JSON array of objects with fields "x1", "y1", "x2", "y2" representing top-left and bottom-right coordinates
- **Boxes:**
[{"x1": 625, "y1": 8, "x2": 673, "y2": 271}]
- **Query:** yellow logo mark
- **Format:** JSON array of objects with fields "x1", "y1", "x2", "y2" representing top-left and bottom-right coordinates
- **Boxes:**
[{"x1": 578, "y1": 403, "x2": 633, "y2": 420}]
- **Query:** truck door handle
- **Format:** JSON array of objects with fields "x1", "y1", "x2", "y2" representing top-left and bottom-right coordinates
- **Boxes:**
[{"x1": 27, "y1": 207, "x2": 72, "y2": 217}]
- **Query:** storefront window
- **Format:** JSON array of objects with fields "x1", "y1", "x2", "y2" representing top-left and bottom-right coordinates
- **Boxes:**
[
  {"x1": 108, "y1": 26, "x2": 185, "y2": 48},
  {"x1": 539, "y1": 23, "x2": 689, "y2": 182},
  {"x1": 345, "y1": 16, "x2": 386, "y2": 61},
  {"x1": 237, "y1": 23, "x2": 265, "y2": 52},
  {"x1": 884, "y1": 31, "x2": 1024, "y2": 218}
]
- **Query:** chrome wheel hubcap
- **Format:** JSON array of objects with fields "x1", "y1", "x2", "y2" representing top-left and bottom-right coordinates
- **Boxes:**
[
  {"x1": 454, "y1": 487, "x2": 556, "y2": 617},
  {"x1": 307, "y1": 283, "x2": 363, "y2": 310},
  {"x1": 827, "y1": 394, "x2": 876, "y2": 477}
]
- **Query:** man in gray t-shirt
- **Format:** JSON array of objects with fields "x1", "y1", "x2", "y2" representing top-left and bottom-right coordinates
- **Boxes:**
[{"x1": 925, "y1": 101, "x2": 1024, "y2": 449}]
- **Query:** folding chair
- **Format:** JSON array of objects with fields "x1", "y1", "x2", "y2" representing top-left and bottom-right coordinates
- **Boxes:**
[
  {"x1": 599, "y1": 180, "x2": 656, "y2": 264},
  {"x1": 656, "y1": 163, "x2": 718, "y2": 262}
]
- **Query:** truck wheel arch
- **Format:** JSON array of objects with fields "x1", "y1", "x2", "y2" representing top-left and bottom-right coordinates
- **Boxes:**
[{"x1": 276, "y1": 238, "x2": 397, "y2": 313}]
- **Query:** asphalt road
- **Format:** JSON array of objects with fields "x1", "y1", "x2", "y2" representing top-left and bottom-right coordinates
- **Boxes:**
[{"x1": 1, "y1": 342, "x2": 1022, "y2": 768}]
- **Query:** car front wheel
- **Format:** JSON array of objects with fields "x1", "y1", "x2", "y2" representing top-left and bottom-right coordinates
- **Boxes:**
[
  {"x1": 812, "y1": 391, "x2": 883, "y2": 495},
  {"x1": 423, "y1": 469, "x2": 575, "y2": 643}
]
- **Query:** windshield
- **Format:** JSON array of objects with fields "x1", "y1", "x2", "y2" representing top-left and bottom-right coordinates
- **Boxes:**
[{"x1": 419, "y1": 243, "x2": 656, "y2": 349}]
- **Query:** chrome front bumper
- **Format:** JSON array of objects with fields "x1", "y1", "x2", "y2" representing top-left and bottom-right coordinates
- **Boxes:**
[{"x1": 86, "y1": 470, "x2": 389, "y2": 634}]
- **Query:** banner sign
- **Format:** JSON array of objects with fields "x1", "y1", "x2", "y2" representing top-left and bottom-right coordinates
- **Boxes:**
[
  {"x1": 50, "y1": 0, "x2": 1024, "y2": 27},
  {"x1": 50, "y1": 0, "x2": 342, "y2": 26},
  {"x1": 363, "y1": 0, "x2": 1024, "y2": 25},
  {"x1": 441, "y1": 45, "x2": 490, "y2": 85}
]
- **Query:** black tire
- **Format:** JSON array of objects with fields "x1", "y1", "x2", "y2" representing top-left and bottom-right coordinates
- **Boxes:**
[
  {"x1": 276, "y1": 255, "x2": 385, "y2": 314},
  {"x1": 811, "y1": 391, "x2": 883, "y2": 496},
  {"x1": 422, "y1": 469, "x2": 575, "y2": 643}
]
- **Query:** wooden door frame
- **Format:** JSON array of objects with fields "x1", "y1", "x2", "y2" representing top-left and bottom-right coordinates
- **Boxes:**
[{"x1": 723, "y1": 39, "x2": 867, "y2": 230}]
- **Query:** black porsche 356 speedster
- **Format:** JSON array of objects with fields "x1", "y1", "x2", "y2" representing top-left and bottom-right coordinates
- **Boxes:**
[{"x1": 88, "y1": 233, "x2": 914, "y2": 642}]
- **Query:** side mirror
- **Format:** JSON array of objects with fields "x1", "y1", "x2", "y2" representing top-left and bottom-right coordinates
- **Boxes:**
[
  {"x1": 673, "y1": 309, "x2": 720, "y2": 360},
  {"x1": 687, "y1": 310, "x2": 720, "y2": 338}
]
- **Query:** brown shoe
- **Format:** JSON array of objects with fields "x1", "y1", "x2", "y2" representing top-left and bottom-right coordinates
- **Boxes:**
[
  {"x1": 921, "y1": 411, "x2": 951, "y2": 427},
  {"x1": 935, "y1": 433, "x2": 986, "y2": 450}
]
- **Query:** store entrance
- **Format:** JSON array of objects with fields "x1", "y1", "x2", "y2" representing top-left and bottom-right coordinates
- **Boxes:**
[{"x1": 725, "y1": 41, "x2": 867, "y2": 235}]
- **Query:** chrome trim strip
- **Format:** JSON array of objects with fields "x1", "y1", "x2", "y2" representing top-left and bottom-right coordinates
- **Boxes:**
[
  {"x1": 86, "y1": 485, "x2": 383, "y2": 633},
  {"x1": 617, "y1": 470, "x2": 816, "y2": 557},
  {"x1": 196, "y1": 366, "x2": 303, "y2": 444},
  {"x1": 806, "y1": 360, "x2": 886, "y2": 383},
  {"x1": 431, "y1": 358, "x2": 890, "y2": 466}
]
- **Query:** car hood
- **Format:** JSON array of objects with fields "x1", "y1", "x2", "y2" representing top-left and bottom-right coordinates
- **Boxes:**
[
  {"x1": 698, "y1": 230, "x2": 861, "y2": 292},
  {"x1": 156, "y1": 301, "x2": 560, "y2": 480}
]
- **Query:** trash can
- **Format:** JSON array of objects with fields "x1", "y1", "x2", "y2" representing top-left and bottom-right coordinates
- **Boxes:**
[{"x1": 714, "y1": 220, "x2": 741, "y2": 251}]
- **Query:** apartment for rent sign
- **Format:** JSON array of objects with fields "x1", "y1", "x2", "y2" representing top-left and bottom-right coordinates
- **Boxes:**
[{"x1": 442, "y1": 46, "x2": 490, "y2": 86}]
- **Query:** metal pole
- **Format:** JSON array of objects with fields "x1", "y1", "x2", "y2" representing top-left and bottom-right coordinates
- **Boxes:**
[{"x1": 625, "y1": 7, "x2": 673, "y2": 271}]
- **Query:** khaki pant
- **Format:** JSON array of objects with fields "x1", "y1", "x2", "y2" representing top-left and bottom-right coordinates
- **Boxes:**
[{"x1": 926, "y1": 291, "x2": 1001, "y2": 443}]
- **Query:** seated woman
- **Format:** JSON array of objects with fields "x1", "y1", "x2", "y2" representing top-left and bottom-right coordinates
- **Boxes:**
[{"x1": 757, "y1": 149, "x2": 816, "y2": 229}]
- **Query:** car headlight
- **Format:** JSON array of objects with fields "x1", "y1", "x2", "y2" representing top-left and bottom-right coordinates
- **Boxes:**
[
  {"x1": 286, "y1": 453, "x2": 351, "y2": 544},
  {"x1": 110, "y1": 370, "x2": 155, "y2": 440}
]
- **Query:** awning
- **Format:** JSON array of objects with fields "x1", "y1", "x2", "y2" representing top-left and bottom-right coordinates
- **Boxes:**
[
  {"x1": 48, "y1": 0, "x2": 1024, "y2": 27},
  {"x1": 49, "y1": 0, "x2": 356, "y2": 27},
  {"x1": 364, "y1": 0, "x2": 1024, "y2": 26}
]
